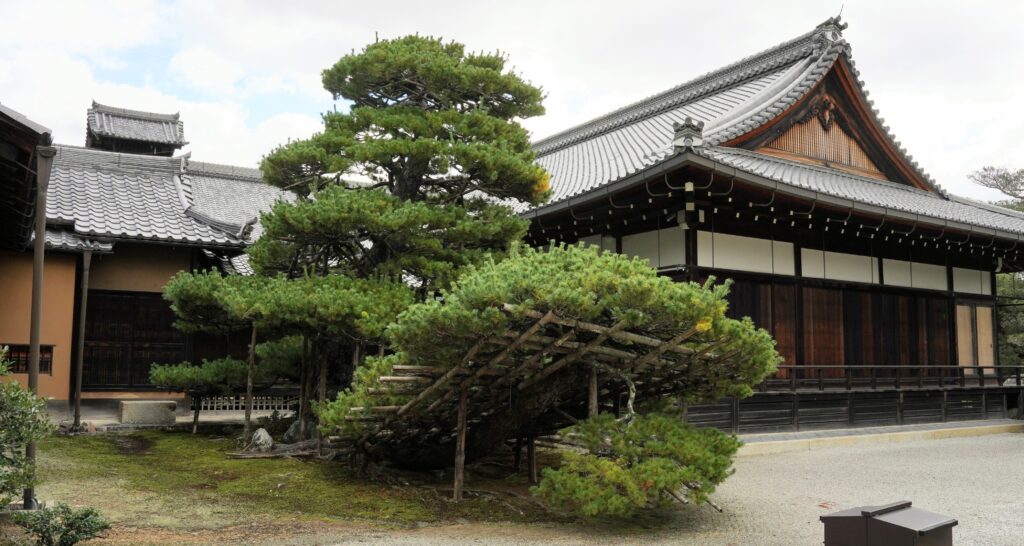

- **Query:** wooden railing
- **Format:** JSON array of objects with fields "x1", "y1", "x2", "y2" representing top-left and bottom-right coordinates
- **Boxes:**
[{"x1": 758, "y1": 365, "x2": 1024, "y2": 392}]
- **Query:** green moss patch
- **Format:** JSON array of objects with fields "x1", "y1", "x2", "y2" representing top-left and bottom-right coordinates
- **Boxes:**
[{"x1": 35, "y1": 432, "x2": 555, "y2": 533}]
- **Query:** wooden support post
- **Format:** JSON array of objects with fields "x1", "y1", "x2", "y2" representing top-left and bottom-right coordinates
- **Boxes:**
[
  {"x1": 588, "y1": 366, "x2": 598, "y2": 418},
  {"x1": 847, "y1": 392, "x2": 854, "y2": 427},
  {"x1": 793, "y1": 393, "x2": 800, "y2": 431},
  {"x1": 982, "y1": 391, "x2": 988, "y2": 419},
  {"x1": 512, "y1": 437, "x2": 523, "y2": 472},
  {"x1": 24, "y1": 146, "x2": 54, "y2": 511},
  {"x1": 897, "y1": 391, "x2": 904, "y2": 426},
  {"x1": 527, "y1": 436, "x2": 538, "y2": 485},
  {"x1": 72, "y1": 250, "x2": 92, "y2": 430},
  {"x1": 942, "y1": 390, "x2": 948, "y2": 422},
  {"x1": 299, "y1": 336, "x2": 308, "y2": 438},
  {"x1": 315, "y1": 344, "x2": 331, "y2": 453},
  {"x1": 731, "y1": 397, "x2": 740, "y2": 434},
  {"x1": 453, "y1": 389, "x2": 468, "y2": 501}
]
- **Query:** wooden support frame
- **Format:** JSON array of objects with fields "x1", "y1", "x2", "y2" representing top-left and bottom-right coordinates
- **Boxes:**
[
  {"x1": 527, "y1": 436, "x2": 538, "y2": 485},
  {"x1": 588, "y1": 366, "x2": 599, "y2": 417},
  {"x1": 453, "y1": 388, "x2": 468, "y2": 501},
  {"x1": 354, "y1": 304, "x2": 736, "y2": 455}
]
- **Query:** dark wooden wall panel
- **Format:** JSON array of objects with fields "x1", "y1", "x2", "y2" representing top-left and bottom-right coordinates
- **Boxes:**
[{"x1": 803, "y1": 287, "x2": 844, "y2": 375}]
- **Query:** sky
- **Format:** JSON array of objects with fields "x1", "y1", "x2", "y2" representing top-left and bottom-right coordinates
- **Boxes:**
[{"x1": 1, "y1": 0, "x2": 1020, "y2": 201}]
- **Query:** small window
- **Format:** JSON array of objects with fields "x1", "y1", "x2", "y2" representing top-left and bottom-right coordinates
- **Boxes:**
[{"x1": 2, "y1": 344, "x2": 53, "y2": 375}]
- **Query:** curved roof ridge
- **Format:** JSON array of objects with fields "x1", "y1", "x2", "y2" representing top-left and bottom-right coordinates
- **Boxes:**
[
  {"x1": 90, "y1": 101, "x2": 180, "y2": 122},
  {"x1": 54, "y1": 144, "x2": 180, "y2": 173},
  {"x1": 531, "y1": 20, "x2": 841, "y2": 156},
  {"x1": 186, "y1": 160, "x2": 263, "y2": 182}
]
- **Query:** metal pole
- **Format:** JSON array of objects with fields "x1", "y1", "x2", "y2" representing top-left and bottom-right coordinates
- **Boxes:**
[
  {"x1": 72, "y1": 250, "x2": 92, "y2": 430},
  {"x1": 24, "y1": 145, "x2": 55, "y2": 510}
]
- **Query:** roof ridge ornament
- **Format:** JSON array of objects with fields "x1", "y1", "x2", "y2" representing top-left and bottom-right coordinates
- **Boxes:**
[
  {"x1": 672, "y1": 117, "x2": 704, "y2": 151},
  {"x1": 815, "y1": 16, "x2": 848, "y2": 44}
]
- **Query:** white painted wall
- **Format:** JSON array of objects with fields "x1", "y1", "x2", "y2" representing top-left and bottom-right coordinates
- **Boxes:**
[
  {"x1": 801, "y1": 249, "x2": 879, "y2": 283},
  {"x1": 579, "y1": 234, "x2": 616, "y2": 253},
  {"x1": 953, "y1": 267, "x2": 992, "y2": 295},
  {"x1": 621, "y1": 228, "x2": 685, "y2": 268},
  {"x1": 696, "y1": 231, "x2": 794, "y2": 275},
  {"x1": 881, "y1": 259, "x2": 948, "y2": 291}
]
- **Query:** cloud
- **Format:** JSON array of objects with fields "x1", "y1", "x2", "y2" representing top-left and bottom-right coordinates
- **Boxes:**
[
  {"x1": 169, "y1": 46, "x2": 245, "y2": 96},
  {"x1": 1, "y1": 0, "x2": 1022, "y2": 202}
]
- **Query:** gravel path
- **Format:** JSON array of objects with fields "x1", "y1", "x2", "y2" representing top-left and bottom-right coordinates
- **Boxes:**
[{"x1": 327, "y1": 432, "x2": 1024, "y2": 545}]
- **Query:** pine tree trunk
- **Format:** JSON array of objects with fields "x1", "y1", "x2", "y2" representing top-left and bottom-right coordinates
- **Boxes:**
[
  {"x1": 243, "y1": 324, "x2": 257, "y2": 443},
  {"x1": 299, "y1": 335, "x2": 308, "y2": 438},
  {"x1": 192, "y1": 395, "x2": 201, "y2": 434}
]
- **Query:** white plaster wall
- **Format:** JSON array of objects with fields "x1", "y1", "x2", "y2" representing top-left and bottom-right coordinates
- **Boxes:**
[
  {"x1": 697, "y1": 231, "x2": 794, "y2": 275},
  {"x1": 579, "y1": 234, "x2": 616, "y2": 253},
  {"x1": 801, "y1": 249, "x2": 878, "y2": 283},
  {"x1": 621, "y1": 228, "x2": 685, "y2": 268},
  {"x1": 953, "y1": 267, "x2": 992, "y2": 295},
  {"x1": 911, "y1": 262, "x2": 948, "y2": 291}
]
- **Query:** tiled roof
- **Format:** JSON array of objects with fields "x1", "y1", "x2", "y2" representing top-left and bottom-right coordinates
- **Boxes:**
[
  {"x1": 46, "y1": 145, "x2": 289, "y2": 249},
  {"x1": 39, "y1": 229, "x2": 114, "y2": 253},
  {"x1": 87, "y1": 101, "x2": 186, "y2": 145},
  {"x1": 182, "y1": 160, "x2": 294, "y2": 240},
  {"x1": 698, "y1": 147, "x2": 1024, "y2": 237},
  {"x1": 530, "y1": 17, "x2": 944, "y2": 213}
]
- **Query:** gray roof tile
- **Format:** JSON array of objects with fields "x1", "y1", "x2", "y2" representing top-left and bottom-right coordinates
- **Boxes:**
[
  {"x1": 39, "y1": 229, "x2": 114, "y2": 253},
  {"x1": 530, "y1": 17, "x2": 946, "y2": 213},
  {"x1": 700, "y1": 147, "x2": 1024, "y2": 236},
  {"x1": 47, "y1": 145, "x2": 289, "y2": 248},
  {"x1": 87, "y1": 101, "x2": 186, "y2": 145}
]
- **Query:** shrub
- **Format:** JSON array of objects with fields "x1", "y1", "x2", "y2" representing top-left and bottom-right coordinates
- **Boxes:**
[
  {"x1": 532, "y1": 413, "x2": 740, "y2": 517},
  {"x1": 0, "y1": 347, "x2": 54, "y2": 506},
  {"x1": 12, "y1": 502, "x2": 110, "y2": 546}
]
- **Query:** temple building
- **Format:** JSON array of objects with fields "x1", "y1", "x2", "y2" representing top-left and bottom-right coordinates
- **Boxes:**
[
  {"x1": 523, "y1": 17, "x2": 1024, "y2": 430},
  {"x1": 0, "y1": 102, "x2": 289, "y2": 402}
]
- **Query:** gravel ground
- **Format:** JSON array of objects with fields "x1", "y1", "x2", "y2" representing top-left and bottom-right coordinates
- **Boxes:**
[{"x1": 326, "y1": 432, "x2": 1024, "y2": 545}]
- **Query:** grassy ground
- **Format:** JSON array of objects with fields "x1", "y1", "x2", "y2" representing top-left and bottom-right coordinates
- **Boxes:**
[{"x1": 3, "y1": 431, "x2": 564, "y2": 544}]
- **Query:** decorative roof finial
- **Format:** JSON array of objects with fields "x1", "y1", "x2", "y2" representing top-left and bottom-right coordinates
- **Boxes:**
[
  {"x1": 815, "y1": 15, "x2": 848, "y2": 42},
  {"x1": 672, "y1": 117, "x2": 704, "y2": 151}
]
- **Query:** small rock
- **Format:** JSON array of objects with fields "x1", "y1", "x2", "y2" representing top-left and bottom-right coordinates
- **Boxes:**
[
  {"x1": 252, "y1": 428, "x2": 274, "y2": 452},
  {"x1": 282, "y1": 419, "x2": 313, "y2": 443}
]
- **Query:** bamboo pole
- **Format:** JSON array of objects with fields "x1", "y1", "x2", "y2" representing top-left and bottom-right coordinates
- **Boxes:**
[{"x1": 453, "y1": 388, "x2": 468, "y2": 501}]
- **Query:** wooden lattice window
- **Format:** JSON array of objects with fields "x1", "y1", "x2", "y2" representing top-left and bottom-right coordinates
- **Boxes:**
[{"x1": 2, "y1": 344, "x2": 53, "y2": 375}]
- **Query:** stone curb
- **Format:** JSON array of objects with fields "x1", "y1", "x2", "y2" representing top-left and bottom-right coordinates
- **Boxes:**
[{"x1": 738, "y1": 422, "x2": 1024, "y2": 457}]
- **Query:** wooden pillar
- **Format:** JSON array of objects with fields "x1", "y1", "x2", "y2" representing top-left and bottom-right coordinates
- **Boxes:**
[
  {"x1": 512, "y1": 437, "x2": 523, "y2": 472},
  {"x1": 527, "y1": 436, "x2": 538, "y2": 484},
  {"x1": 72, "y1": 250, "x2": 92, "y2": 430},
  {"x1": 588, "y1": 366, "x2": 598, "y2": 417},
  {"x1": 453, "y1": 388, "x2": 468, "y2": 501},
  {"x1": 25, "y1": 145, "x2": 55, "y2": 511}
]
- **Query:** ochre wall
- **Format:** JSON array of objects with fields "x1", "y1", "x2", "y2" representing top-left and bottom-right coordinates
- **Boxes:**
[
  {"x1": 0, "y1": 251, "x2": 78, "y2": 400},
  {"x1": 89, "y1": 244, "x2": 192, "y2": 293}
]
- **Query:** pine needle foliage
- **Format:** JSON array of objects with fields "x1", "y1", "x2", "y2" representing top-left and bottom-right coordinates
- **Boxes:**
[
  {"x1": 532, "y1": 414, "x2": 740, "y2": 517},
  {"x1": 260, "y1": 35, "x2": 549, "y2": 204},
  {"x1": 319, "y1": 244, "x2": 780, "y2": 436}
]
